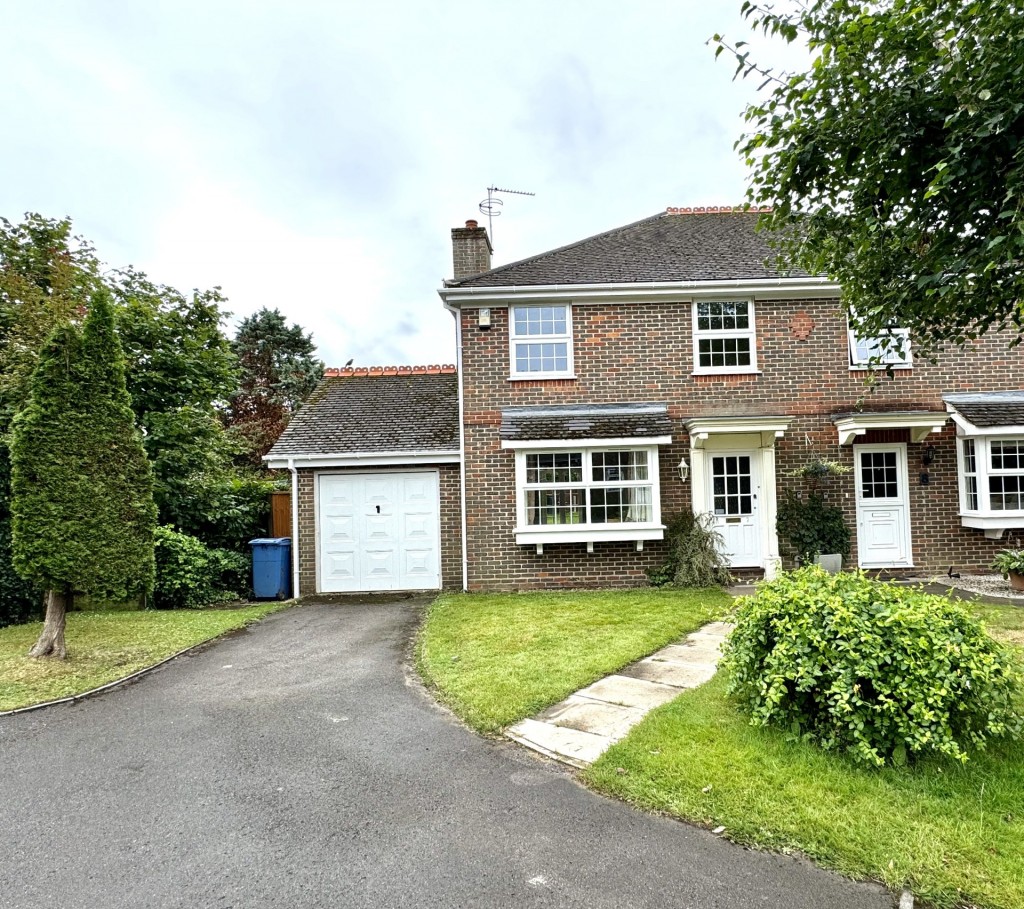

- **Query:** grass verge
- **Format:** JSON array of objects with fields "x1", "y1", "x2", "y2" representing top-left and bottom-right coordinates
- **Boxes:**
[
  {"x1": 416, "y1": 587, "x2": 730, "y2": 734},
  {"x1": 584, "y1": 599, "x2": 1024, "y2": 909},
  {"x1": 0, "y1": 603, "x2": 289, "y2": 712}
]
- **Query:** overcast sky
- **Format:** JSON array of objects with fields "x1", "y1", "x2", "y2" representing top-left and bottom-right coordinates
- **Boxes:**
[{"x1": 0, "y1": 1, "x2": 804, "y2": 367}]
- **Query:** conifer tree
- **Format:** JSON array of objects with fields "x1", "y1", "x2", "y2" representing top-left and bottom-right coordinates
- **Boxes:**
[{"x1": 10, "y1": 290, "x2": 156, "y2": 658}]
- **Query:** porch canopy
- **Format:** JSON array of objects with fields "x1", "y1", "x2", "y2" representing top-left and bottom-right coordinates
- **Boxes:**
[{"x1": 832, "y1": 410, "x2": 947, "y2": 446}]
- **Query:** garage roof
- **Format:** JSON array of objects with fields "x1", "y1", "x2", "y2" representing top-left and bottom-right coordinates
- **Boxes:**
[{"x1": 266, "y1": 367, "x2": 459, "y2": 459}]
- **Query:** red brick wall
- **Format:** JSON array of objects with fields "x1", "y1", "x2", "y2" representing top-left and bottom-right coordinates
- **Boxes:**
[
  {"x1": 460, "y1": 298, "x2": 1024, "y2": 589},
  {"x1": 294, "y1": 463, "x2": 463, "y2": 596}
]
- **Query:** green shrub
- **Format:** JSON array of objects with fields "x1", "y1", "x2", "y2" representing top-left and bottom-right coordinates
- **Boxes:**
[
  {"x1": 153, "y1": 526, "x2": 249, "y2": 609},
  {"x1": 649, "y1": 512, "x2": 731, "y2": 588},
  {"x1": 721, "y1": 567, "x2": 1022, "y2": 767},
  {"x1": 776, "y1": 492, "x2": 850, "y2": 563}
]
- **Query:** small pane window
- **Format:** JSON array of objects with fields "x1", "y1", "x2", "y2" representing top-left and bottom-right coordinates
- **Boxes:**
[
  {"x1": 510, "y1": 304, "x2": 573, "y2": 377},
  {"x1": 693, "y1": 300, "x2": 756, "y2": 373},
  {"x1": 989, "y1": 475, "x2": 1024, "y2": 511},
  {"x1": 962, "y1": 439, "x2": 979, "y2": 511},
  {"x1": 711, "y1": 455, "x2": 753, "y2": 516},
  {"x1": 859, "y1": 451, "x2": 899, "y2": 499},
  {"x1": 519, "y1": 447, "x2": 658, "y2": 532}
]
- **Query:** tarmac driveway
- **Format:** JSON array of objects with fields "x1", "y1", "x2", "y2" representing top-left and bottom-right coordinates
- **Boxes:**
[{"x1": 0, "y1": 602, "x2": 892, "y2": 909}]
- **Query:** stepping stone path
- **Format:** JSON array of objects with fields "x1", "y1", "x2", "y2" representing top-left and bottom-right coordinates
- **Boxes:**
[{"x1": 506, "y1": 621, "x2": 733, "y2": 768}]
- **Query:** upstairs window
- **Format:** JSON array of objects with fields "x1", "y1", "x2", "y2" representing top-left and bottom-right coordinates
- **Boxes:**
[
  {"x1": 848, "y1": 323, "x2": 912, "y2": 368},
  {"x1": 692, "y1": 300, "x2": 757, "y2": 373},
  {"x1": 509, "y1": 304, "x2": 574, "y2": 378}
]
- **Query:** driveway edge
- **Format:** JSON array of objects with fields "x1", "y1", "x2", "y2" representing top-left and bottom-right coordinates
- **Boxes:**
[{"x1": 0, "y1": 609, "x2": 290, "y2": 718}]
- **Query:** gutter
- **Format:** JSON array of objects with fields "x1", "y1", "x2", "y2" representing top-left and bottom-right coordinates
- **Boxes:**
[{"x1": 437, "y1": 276, "x2": 839, "y2": 305}]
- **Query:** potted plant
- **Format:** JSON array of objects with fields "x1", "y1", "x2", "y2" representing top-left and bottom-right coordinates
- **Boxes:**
[{"x1": 992, "y1": 549, "x2": 1024, "y2": 592}]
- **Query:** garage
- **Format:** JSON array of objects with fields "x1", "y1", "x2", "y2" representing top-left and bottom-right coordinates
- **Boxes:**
[{"x1": 318, "y1": 471, "x2": 442, "y2": 592}]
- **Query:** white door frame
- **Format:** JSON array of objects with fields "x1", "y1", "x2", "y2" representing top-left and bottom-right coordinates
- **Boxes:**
[
  {"x1": 689, "y1": 434, "x2": 783, "y2": 575},
  {"x1": 315, "y1": 468, "x2": 443, "y2": 593},
  {"x1": 854, "y1": 443, "x2": 913, "y2": 568}
]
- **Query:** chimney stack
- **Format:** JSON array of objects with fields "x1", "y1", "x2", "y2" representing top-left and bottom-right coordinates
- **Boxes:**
[{"x1": 451, "y1": 219, "x2": 492, "y2": 280}]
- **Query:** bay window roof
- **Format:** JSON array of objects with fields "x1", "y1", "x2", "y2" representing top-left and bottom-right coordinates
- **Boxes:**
[
  {"x1": 499, "y1": 403, "x2": 672, "y2": 445},
  {"x1": 944, "y1": 392, "x2": 1024, "y2": 434}
]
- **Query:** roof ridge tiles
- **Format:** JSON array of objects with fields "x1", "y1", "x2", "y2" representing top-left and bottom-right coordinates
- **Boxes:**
[
  {"x1": 323, "y1": 364, "x2": 457, "y2": 377},
  {"x1": 665, "y1": 205, "x2": 773, "y2": 214}
]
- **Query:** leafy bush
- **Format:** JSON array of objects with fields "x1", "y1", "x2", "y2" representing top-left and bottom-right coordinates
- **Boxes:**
[
  {"x1": 776, "y1": 493, "x2": 850, "y2": 563},
  {"x1": 153, "y1": 526, "x2": 249, "y2": 609},
  {"x1": 721, "y1": 567, "x2": 1022, "y2": 767},
  {"x1": 649, "y1": 512, "x2": 731, "y2": 588}
]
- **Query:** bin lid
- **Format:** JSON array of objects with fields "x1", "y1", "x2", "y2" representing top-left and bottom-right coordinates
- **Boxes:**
[{"x1": 249, "y1": 537, "x2": 292, "y2": 547}]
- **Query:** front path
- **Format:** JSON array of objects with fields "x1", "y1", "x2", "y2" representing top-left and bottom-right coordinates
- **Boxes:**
[{"x1": 0, "y1": 602, "x2": 890, "y2": 909}]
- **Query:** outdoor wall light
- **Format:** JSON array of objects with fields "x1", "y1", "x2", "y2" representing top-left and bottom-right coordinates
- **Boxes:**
[
  {"x1": 677, "y1": 457, "x2": 689, "y2": 482},
  {"x1": 922, "y1": 445, "x2": 936, "y2": 466}
]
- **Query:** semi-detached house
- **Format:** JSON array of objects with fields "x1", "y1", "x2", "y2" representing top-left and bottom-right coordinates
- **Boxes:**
[{"x1": 266, "y1": 208, "x2": 1024, "y2": 595}]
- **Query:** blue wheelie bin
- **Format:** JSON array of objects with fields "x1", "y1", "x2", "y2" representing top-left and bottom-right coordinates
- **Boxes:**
[{"x1": 249, "y1": 538, "x2": 292, "y2": 600}]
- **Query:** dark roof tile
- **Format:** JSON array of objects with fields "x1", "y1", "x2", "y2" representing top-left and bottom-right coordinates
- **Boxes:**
[
  {"x1": 500, "y1": 403, "x2": 672, "y2": 442},
  {"x1": 266, "y1": 372, "x2": 459, "y2": 458},
  {"x1": 448, "y1": 210, "x2": 809, "y2": 287}
]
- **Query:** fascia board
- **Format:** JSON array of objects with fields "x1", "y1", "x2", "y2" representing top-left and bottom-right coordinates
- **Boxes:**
[{"x1": 265, "y1": 450, "x2": 461, "y2": 469}]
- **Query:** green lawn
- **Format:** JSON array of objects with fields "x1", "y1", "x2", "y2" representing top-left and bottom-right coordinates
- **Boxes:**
[
  {"x1": 416, "y1": 587, "x2": 730, "y2": 734},
  {"x1": 0, "y1": 604, "x2": 289, "y2": 712},
  {"x1": 585, "y1": 598, "x2": 1024, "y2": 909}
]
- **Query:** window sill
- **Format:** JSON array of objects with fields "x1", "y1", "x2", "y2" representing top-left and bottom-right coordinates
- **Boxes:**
[
  {"x1": 691, "y1": 368, "x2": 762, "y2": 377},
  {"x1": 514, "y1": 526, "x2": 665, "y2": 546},
  {"x1": 508, "y1": 373, "x2": 577, "y2": 382},
  {"x1": 849, "y1": 364, "x2": 913, "y2": 372}
]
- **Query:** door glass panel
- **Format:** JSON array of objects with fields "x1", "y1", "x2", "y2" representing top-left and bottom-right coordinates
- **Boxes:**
[
  {"x1": 711, "y1": 455, "x2": 753, "y2": 516},
  {"x1": 859, "y1": 451, "x2": 899, "y2": 498}
]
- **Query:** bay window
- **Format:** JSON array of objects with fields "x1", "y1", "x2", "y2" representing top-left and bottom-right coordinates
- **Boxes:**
[
  {"x1": 957, "y1": 435, "x2": 1024, "y2": 535},
  {"x1": 512, "y1": 445, "x2": 664, "y2": 547}
]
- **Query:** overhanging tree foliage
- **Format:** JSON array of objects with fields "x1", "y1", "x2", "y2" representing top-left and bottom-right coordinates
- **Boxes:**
[
  {"x1": 10, "y1": 291, "x2": 157, "y2": 657},
  {"x1": 719, "y1": 0, "x2": 1024, "y2": 356},
  {"x1": 228, "y1": 308, "x2": 323, "y2": 465}
]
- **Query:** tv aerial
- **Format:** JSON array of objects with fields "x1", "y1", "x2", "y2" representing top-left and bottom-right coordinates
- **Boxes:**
[{"x1": 479, "y1": 185, "x2": 535, "y2": 246}]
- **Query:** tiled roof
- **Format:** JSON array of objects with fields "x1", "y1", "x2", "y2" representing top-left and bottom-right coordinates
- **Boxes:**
[
  {"x1": 500, "y1": 403, "x2": 672, "y2": 442},
  {"x1": 266, "y1": 368, "x2": 459, "y2": 458},
  {"x1": 447, "y1": 207, "x2": 809, "y2": 287},
  {"x1": 944, "y1": 392, "x2": 1024, "y2": 428}
]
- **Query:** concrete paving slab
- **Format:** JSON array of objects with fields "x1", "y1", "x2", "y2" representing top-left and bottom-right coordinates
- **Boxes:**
[
  {"x1": 654, "y1": 642, "x2": 723, "y2": 664},
  {"x1": 623, "y1": 659, "x2": 719, "y2": 688},
  {"x1": 576, "y1": 674, "x2": 682, "y2": 710},
  {"x1": 538, "y1": 696, "x2": 649, "y2": 740},
  {"x1": 505, "y1": 718, "x2": 612, "y2": 768},
  {"x1": 700, "y1": 621, "x2": 735, "y2": 636}
]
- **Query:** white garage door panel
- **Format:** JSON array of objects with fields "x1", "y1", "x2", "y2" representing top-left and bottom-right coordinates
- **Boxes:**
[{"x1": 318, "y1": 471, "x2": 441, "y2": 593}]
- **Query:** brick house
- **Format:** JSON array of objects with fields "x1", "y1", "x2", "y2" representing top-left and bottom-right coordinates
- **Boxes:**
[{"x1": 267, "y1": 208, "x2": 1024, "y2": 595}]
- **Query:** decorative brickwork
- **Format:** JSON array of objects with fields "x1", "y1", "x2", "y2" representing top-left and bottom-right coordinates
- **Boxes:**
[
  {"x1": 459, "y1": 298, "x2": 1024, "y2": 589},
  {"x1": 294, "y1": 463, "x2": 463, "y2": 596}
]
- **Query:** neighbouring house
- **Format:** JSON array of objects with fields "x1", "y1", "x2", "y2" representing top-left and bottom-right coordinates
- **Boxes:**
[{"x1": 266, "y1": 208, "x2": 1024, "y2": 595}]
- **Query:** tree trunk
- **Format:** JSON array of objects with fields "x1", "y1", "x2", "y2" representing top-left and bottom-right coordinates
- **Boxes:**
[{"x1": 28, "y1": 588, "x2": 70, "y2": 659}]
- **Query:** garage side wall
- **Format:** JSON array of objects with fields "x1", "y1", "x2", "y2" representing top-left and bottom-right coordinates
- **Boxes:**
[{"x1": 295, "y1": 463, "x2": 463, "y2": 596}]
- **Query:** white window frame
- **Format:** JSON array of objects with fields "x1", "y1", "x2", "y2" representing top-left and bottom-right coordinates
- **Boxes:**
[
  {"x1": 847, "y1": 317, "x2": 913, "y2": 369},
  {"x1": 510, "y1": 443, "x2": 664, "y2": 546},
  {"x1": 691, "y1": 298, "x2": 759, "y2": 375},
  {"x1": 508, "y1": 303, "x2": 575, "y2": 380},
  {"x1": 956, "y1": 433, "x2": 1024, "y2": 534}
]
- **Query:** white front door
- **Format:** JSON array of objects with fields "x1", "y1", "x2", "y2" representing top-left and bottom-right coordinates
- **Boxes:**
[
  {"x1": 318, "y1": 471, "x2": 441, "y2": 592},
  {"x1": 708, "y1": 452, "x2": 762, "y2": 567},
  {"x1": 855, "y1": 444, "x2": 912, "y2": 568}
]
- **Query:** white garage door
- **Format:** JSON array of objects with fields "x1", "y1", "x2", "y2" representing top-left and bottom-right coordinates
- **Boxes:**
[{"x1": 318, "y1": 471, "x2": 441, "y2": 592}]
